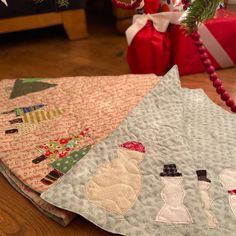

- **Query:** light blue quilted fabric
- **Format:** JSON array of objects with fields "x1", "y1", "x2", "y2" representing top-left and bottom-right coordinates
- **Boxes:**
[{"x1": 41, "y1": 66, "x2": 236, "y2": 236}]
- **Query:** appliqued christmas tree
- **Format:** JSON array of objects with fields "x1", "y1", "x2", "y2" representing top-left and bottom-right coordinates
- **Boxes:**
[
  {"x1": 10, "y1": 79, "x2": 57, "y2": 99},
  {"x1": 35, "y1": 127, "x2": 91, "y2": 162}
]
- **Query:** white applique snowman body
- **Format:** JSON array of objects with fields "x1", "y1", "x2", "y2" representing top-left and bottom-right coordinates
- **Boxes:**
[
  {"x1": 86, "y1": 141, "x2": 145, "y2": 214},
  {"x1": 220, "y1": 169, "x2": 236, "y2": 217},
  {"x1": 196, "y1": 170, "x2": 218, "y2": 228},
  {"x1": 156, "y1": 164, "x2": 193, "y2": 224}
]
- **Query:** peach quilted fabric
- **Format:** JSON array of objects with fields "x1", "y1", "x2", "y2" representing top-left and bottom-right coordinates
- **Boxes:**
[{"x1": 0, "y1": 74, "x2": 159, "y2": 194}]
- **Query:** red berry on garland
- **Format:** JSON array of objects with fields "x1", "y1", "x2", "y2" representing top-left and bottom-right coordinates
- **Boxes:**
[
  {"x1": 231, "y1": 104, "x2": 236, "y2": 113},
  {"x1": 197, "y1": 46, "x2": 206, "y2": 54},
  {"x1": 207, "y1": 66, "x2": 215, "y2": 74},
  {"x1": 226, "y1": 98, "x2": 235, "y2": 108},
  {"x1": 200, "y1": 52, "x2": 208, "y2": 61},
  {"x1": 191, "y1": 32, "x2": 200, "y2": 41},
  {"x1": 203, "y1": 59, "x2": 211, "y2": 67},
  {"x1": 213, "y1": 79, "x2": 222, "y2": 88},
  {"x1": 221, "y1": 92, "x2": 230, "y2": 101},
  {"x1": 195, "y1": 40, "x2": 203, "y2": 47},
  {"x1": 210, "y1": 72, "x2": 217, "y2": 81},
  {"x1": 216, "y1": 86, "x2": 225, "y2": 94}
]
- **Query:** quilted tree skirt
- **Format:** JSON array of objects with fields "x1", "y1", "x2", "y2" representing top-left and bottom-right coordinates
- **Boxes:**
[
  {"x1": 0, "y1": 73, "x2": 159, "y2": 225},
  {"x1": 2, "y1": 66, "x2": 236, "y2": 235},
  {"x1": 41, "y1": 67, "x2": 236, "y2": 235}
]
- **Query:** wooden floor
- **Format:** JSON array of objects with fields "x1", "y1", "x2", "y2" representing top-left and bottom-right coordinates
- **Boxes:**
[{"x1": 0, "y1": 12, "x2": 236, "y2": 236}]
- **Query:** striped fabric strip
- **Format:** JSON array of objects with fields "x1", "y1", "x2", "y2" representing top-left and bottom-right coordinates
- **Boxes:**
[
  {"x1": 22, "y1": 109, "x2": 62, "y2": 124},
  {"x1": 41, "y1": 169, "x2": 63, "y2": 185},
  {"x1": 14, "y1": 104, "x2": 45, "y2": 116}
]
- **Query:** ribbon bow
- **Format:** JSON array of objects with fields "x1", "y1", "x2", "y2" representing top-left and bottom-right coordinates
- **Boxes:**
[{"x1": 126, "y1": 12, "x2": 181, "y2": 45}]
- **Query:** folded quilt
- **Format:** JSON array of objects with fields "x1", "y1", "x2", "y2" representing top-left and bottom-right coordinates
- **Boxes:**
[
  {"x1": 41, "y1": 66, "x2": 236, "y2": 235},
  {"x1": 0, "y1": 74, "x2": 159, "y2": 225},
  {"x1": 0, "y1": 161, "x2": 75, "y2": 225}
]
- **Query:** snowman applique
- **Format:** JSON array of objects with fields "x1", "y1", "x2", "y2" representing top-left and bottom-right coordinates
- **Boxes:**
[
  {"x1": 86, "y1": 141, "x2": 145, "y2": 215},
  {"x1": 219, "y1": 169, "x2": 236, "y2": 217},
  {"x1": 156, "y1": 164, "x2": 193, "y2": 224}
]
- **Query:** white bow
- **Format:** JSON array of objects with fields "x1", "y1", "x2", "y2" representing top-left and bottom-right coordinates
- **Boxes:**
[{"x1": 126, "y1": 12, "x2": 182, "y2": 45}]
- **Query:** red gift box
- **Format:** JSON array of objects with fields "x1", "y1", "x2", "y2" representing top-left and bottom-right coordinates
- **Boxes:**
[{"x1": 170, "y1": 9, "x2": 236, "y2": 75}]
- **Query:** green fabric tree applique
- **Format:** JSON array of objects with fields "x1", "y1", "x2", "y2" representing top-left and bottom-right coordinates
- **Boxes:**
[
  {"x1": 50, "y1": 145, "x2": 92, "y2": 174},
  {"x1": 34, "y1": 127, "x2": 94, "y2": 185},
  {"x1": 10, "y1": 79, "x2": 57, "y2": 99}
]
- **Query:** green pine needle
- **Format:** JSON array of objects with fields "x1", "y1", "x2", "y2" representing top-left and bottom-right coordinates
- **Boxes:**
[
  {"x1": 33, "y1": 0, "x2": 69, "y2": 7},
  {"x1": 57, "y1": 0, "x2": 70, "y2": 8},
  {"x1": 181, "y1": 0, "x2": 222, "y2": 33}
]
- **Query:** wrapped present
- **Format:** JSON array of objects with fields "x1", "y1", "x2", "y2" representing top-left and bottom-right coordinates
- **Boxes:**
[
  {"x1": 125, "y1": 0, "x2": 173, "y2": 76},
  {"x1": 170, "y1": 9, "x2": 236, "y2": 75},
  {"x1": 126, "y1": 13, "x2": 171, "y2": 75}
]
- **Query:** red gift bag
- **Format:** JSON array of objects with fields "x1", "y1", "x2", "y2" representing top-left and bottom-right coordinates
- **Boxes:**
[
  {"x1": 124, "y1": 0, "x2": 174, "y2": 76},
  {"x1": 126, "y1": 20, "x2": 171, "y2": 75}
]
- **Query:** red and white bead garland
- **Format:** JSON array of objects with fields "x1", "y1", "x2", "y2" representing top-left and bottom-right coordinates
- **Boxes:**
[
  {"x1": 111, "y1": 0, "x2": 142, "y2": 10},
  {"x1": 182, "y1": 0, "x2": 236, "y2": 112}
]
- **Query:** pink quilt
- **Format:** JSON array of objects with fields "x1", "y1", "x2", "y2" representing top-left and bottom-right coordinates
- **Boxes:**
[{"x1": 0, "y1": 74, "x2": 159, "y2": 225}]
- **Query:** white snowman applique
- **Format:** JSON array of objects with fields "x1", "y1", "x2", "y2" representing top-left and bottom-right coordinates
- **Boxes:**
[
  {"x1": 220, "y1": 169, "x2": 236, "y2": 217},
  {"x1": 86, "y1": 141, "x2": 145, "y2": 215},
  {"x1": 156, "y1": 164, "x2": 193, "y2": 224}
]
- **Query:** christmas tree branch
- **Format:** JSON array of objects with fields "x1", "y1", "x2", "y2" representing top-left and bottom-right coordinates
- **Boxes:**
[
  {"x1": 33, "y1": 0, "x2": 69, "y2": 7},
  {"x1": 181, "y1": 0, "x2": 222, "y2": 33}
]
